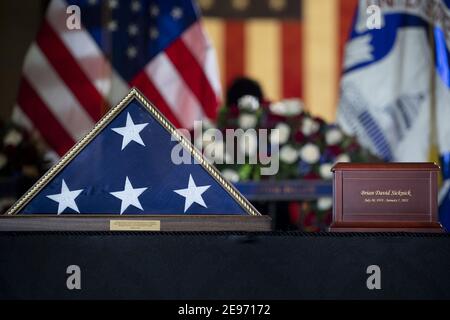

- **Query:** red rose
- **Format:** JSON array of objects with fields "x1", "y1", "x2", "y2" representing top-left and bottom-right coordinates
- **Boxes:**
[
  {"x1": 307, "y1": 131, "x2": 322, "y2": 143},
  {"x1": 348, "y1": 141, "x2": 360, "y2": 152},
  {"x1": 228, "y1": 105, "x2": 240, "y2": 118},
  {"x1": 323, "y1": 210, "x2": 332, "y2": 226},
  {"x1": 266, "y1": 112, "x2": 288, "y2": 127},
  {"x1": 294, "y1": 130, "x2": 305, "y2": 143},
  {"x1": 303, "y1": 211, "x2": 320, "y2": 231},
  {"x1": 288, "y1": 202, "x2": 301, "y2": 224},
  {"x1": 327, "y1": 145, "x2": 343, "y2": 157},
  {"x1": 303, "y1": 172, "x2": 320, "y2": 180}
]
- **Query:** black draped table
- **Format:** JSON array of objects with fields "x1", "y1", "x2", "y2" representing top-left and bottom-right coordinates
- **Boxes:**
[{"x1": 1, "y1": 231, "x2": 450, "y2": 299}]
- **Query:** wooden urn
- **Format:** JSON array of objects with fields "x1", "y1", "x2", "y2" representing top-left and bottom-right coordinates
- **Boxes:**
[{"x1": 329, "y1": 163, "x2": 443, "y2": 232}]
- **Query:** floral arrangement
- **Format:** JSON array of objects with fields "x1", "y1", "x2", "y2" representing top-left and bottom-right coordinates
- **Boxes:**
[
  {"x1": 0, "y1": 122, "x2": 51, "y2": 213},
  {"x1": 214, "y1": 95, "x2": 378, "y2": 181},
  {"x1": 195, "y1": 95, "x2": 379, "y2": 230}
]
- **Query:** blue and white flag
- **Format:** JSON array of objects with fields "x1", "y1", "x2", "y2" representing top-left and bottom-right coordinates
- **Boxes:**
[
  {"x1": 7, "y1": 89, "x2": 257, "y2": 216},
  {"x1": 338, "y1": 0, "x2": 450, "y2": 162},
  {"x1": 338, "y1": 1, "x2": 450, "y2": 230}
]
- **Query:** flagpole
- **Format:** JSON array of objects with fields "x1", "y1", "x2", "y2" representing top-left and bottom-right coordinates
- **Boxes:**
[{"x1": 428, "y1": 22, "x2": 442, "y2": 187}]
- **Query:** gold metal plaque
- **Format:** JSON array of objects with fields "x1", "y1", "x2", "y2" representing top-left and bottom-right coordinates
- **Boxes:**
[{"x1": 109, "y1": 220, "x2": 161, "y2": 231}]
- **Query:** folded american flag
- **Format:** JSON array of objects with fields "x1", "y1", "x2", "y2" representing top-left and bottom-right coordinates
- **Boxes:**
[
  {"x1": 13, "y1": 0, "x2": 221, "y2": 156},
  {"x1": 8, "y1": 90, "x2": 256, "y2": 215}
]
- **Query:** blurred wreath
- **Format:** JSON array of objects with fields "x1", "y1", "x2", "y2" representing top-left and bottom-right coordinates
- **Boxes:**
[
  {"x1": 201, "y1": 95, "x2": 379, "y2": 182},
  {"x1": 0, "y1": 121, "x2": 53, "y2": 213}
]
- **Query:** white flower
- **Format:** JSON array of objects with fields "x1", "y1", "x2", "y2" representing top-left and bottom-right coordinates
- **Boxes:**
[
  {"x1": 335, "y1": 153, "x2": 351, "y2": 163},
  {"x1": 279, "y1": 145, "x2": 298, "y2": 164},
  {"x1": 269, "y1": 102, "x2": 285, "y2": 116},
  {"x1": 43, "y1": 150, "x2": 60, "y2": 167},
  {"x1": 269, "y1": 99, "x2": 303, "y2": 116},
  {"x1": 4, "y1": 129, "x2": 23, "y2": 147},
  {"x1": 299, "y1": 143, "x2": 320, "y2": 164},
  {"x1": 221, "y1": 169, "x2": 240, "y2": 183},
  {"x1": 282, "y1": 98, "x2": 303, "y2": 115},
  {"x1": 301, "y1": 117, "x2": 319, "y2": 136},
  {"x1": 238, "y1": 95, "x2": 259, "y2": 111},
  {"x1": 270, "y1": 123, "x2": 290, "y2": 145},
  {"x1": 317, "y1": 197, "x2": 333, "y2": 211},
  {"x1": 319, "y1": 163, "x2": 333, "y2": 179},
  {"x1": 238, "y1": 132, "x2": 258, "y2": 157},
  {"x1": 0, "y1": 153, "x2": 7, "y2": 170},
  {"x1": 325, "y1": 127, "x2": 343, "y2": 145},
  {"x1": 238, "y1": 114, "x2": 257, "y2": 129}
]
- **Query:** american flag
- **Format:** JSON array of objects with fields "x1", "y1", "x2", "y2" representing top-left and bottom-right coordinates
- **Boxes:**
[
  {"x1": 200, "y1": 0, "x2": 359, "y2": 123},
  {"x1": 9, "y1": 90, "x2": 255, "y2": 215},
  {"x1": 13, "y1": 0, "x2": 221, "y2": 157}
]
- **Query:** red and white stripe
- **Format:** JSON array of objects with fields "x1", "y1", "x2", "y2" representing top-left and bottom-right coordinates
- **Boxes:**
[
  {"x1": 202, "y1": 0, "x2": 360, "y2": 122},
  {"x1": 14, "y1": 0, "x2": 222, "y2": 156},
  {"x1": 219, "y1": 20, "x2": 304, "y2": 100}
]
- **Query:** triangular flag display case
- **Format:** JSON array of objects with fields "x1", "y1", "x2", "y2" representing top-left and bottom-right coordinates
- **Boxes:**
[{"x1": 0, "y1": 89, "x2": 270, "y2": 231}]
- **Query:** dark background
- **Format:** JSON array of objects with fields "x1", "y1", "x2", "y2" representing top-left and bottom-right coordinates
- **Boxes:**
[{"x1": 0, "y1": 1, "x2": 48, "y2": 120}]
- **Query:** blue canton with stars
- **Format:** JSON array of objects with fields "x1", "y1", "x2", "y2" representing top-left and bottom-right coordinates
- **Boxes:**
[
  {"x1": 67, "y1": 0, "x2": 199, "y2": 81},
  {"x1": 20, "y1": 97, "x2": 246, "y2": 215}
]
